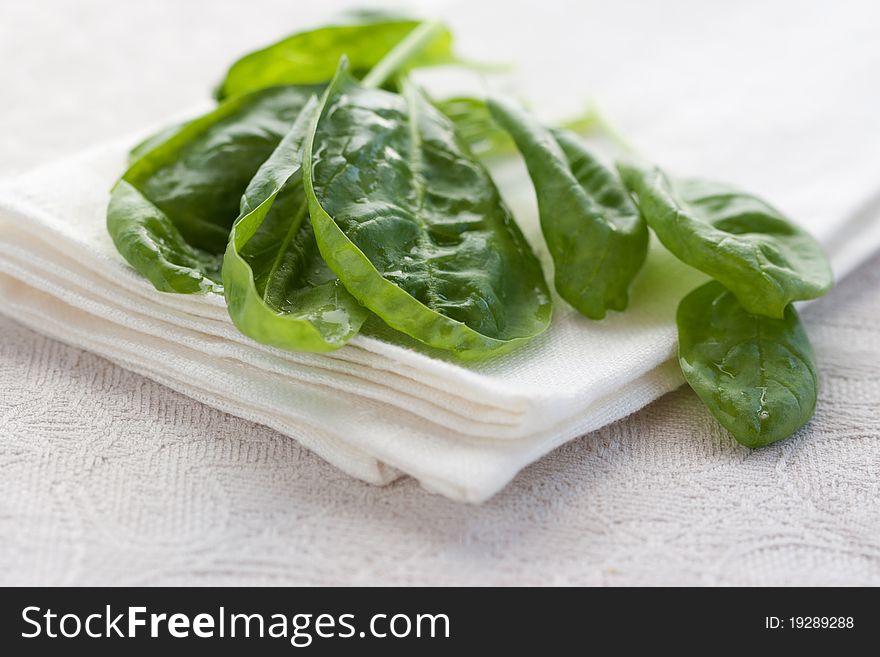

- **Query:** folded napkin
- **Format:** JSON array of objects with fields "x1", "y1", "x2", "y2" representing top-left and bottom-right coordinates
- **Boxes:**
[{"x1": 1, "y1": 1, "x2": 878, "y2": 501}]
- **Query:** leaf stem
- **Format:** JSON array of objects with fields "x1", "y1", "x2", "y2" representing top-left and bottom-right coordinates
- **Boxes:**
[{"x1": 362, "y1": 21, "x2": 445, "y2": 89}]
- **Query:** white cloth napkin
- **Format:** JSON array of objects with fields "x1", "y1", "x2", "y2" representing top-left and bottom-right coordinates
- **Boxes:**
[{"x1": 1, "y1": 0, "x2": 879, "y2": 501}]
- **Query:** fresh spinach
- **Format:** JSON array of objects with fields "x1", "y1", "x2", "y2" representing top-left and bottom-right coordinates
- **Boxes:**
[
  {"x1": 303, "y1": 61, "x2": 552, "y2": 359},
  {"x1": 435, "y1": 96, "x2": 518, "y2": 158},
  {"x1": 128, "y1": 123, "x2": 184, "y2": 164},
  {"x1": 111, "y1": 16, "x2": 458, "y2": 296},
  {"x1": 215, "y1": 12, "x2": 455, "y2": 101},
  {"x1": 106, "y1": 15, "x2": 837, "y2": 443},
  {"x1": 618, "y1": 163, "x2": 833, "y2": 318},
  {"x1": 222, "y1": 97, "x2": 368, "y2": 351},
  {"x1": 677, "y1": 280, "x2": 819, "y2": 447},
  {"x1": 489, "y1": 97, "x2": 648, "y2": 319},
  {"x1": 220, "y1": 20, "x2": 465, "y2": 353},
  {"x1": 108, "y1": 84, "x2": 321, "y2": 293}
]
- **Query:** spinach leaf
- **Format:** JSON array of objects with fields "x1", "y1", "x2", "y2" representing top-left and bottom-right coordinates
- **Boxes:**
[
  {"x1": 215, "y1": 12, "x2": 454, "y2": 101},
  {"x1": 435, "y1": 97, "x2": 518, "y2": 158},
  {"x1": 677, "y1": 280, "x2": 819, "y2": 447},
  {"x1": 222, "y1": 97, "x2": 368, "y2": 351},
  {"x1": 303, "y1": 62, "x2": 552, "y2": 359},
  {"x1": 488, "y1": 98, "x2": 648, "y2": 319},
  {"x1": 619, "y1": 164, "x2": 833, "y2": 318},
  {"x1": 107, "y1": 84, "x2": 321, "y2": 293},
  {"x1": 128, "y1": 123, "x2": 184, "y2": 164}
]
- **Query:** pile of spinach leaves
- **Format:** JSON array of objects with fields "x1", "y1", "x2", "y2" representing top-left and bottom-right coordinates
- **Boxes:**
[{"x1": 108, "y1": 12, "x2": 833, "y2": 449}]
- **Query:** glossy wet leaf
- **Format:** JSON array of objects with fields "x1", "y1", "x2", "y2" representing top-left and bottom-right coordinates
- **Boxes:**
[
  {"x1": 215, "y1": 12, "x2": 454, "y2": 100},
  {"x1": 304, "y1": 63, "x2": 552, "y2": 359},
  {"x1": 222, "y1": 98, "x2": 367, "y2": 352},
  {"x1": 677, "y1": 280, "x2": 819, "y2": 447},
  {"x1": 619, "y1": 164, "x2": 833, "y2": 318},
  {"x1": 107, "y1": 84, "x2": 320, "y2": 293},
  {"x1": 489, "y1": 98, "x2": 648, "y2": 319}
]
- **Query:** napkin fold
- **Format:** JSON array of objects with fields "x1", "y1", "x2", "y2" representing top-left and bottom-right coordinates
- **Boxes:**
[{"x1": 1, "y1": 0, "x2": 879, "y2": 501}]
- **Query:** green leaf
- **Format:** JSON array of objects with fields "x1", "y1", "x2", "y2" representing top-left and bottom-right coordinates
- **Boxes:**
[
  {"x1": 215, "y1": 13, "x2": 455, "y2": 101},
  {"x1": 107, "y1": 180, "x2": 224, "y2": 293},
  {"x1": 128, "y1": 123, "x2": 184, "y2": 164},
  {"x1": 222, "y1": 97, "x2": 368, "y2": 352},
  {"x1": 677, "y1": 280, "x2": 819, "y2": 448},
  {"x1": 107, "y1": 84, "x2": 321, "y2": 293},
  {"x1": 435, "y1": 96, "x2": 517, "y2": 158},
  {"x1": 619, "y1": 163, "x2": 833, "y2": 318},
  {"x1": 303, "y1": 62, "x2": 552, "y2": 359},
  {"x1": 489, "y1": 98, "x2": 648, "y2": 319}
]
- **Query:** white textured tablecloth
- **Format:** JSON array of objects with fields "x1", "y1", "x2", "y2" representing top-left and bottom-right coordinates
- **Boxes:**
[{"x1": 1, "y1": 0, "x2": 879, "y2": 584}]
